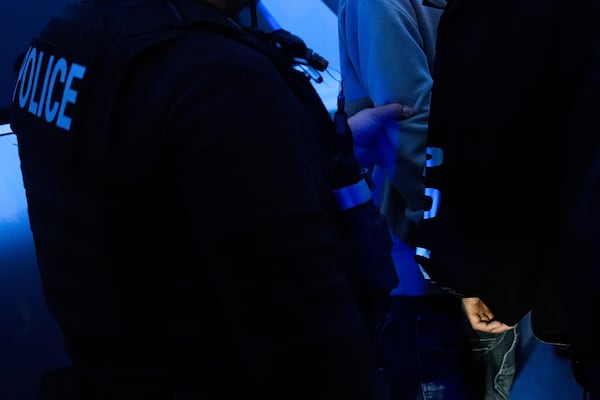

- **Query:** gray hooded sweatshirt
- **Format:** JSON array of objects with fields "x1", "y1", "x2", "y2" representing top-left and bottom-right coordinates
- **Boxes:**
[{"x1": 338, "y1": 0, "x2": 442, "y2": 242}]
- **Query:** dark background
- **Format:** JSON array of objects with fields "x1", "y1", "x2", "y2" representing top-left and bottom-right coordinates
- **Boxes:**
[{"x1": 0, "y1": 0, "x2": 70, "y2": 111}]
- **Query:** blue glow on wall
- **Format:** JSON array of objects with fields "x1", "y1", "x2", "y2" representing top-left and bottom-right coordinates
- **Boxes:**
[{"x1": 260, "y1": 0, "x2": 341, "y2": 113}]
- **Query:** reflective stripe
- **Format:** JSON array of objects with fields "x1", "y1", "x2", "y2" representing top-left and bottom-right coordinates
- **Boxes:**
[
  {"x1": 0, "y1": 124, "x2": 12, "y2": 135},
  {"x1": 417, "y1": 264, "x2": 431, "y2": 280},
  {"x1": 332, "y1": 179, "x2": 371, "y2": 210},
  {"x1": 415, "y1": 249, "x2": 431, "y2": 280},
  {"x1": 416, "y1": 247, "x2": 431, "y2": 259}
]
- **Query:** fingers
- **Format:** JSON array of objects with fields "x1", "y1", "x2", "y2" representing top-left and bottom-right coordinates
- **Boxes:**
[
  {"x1": 464, "y1": 309, "x2": 511, "y2": 333},
  {"x1": 369, "y1": 103, "x2": 414, "y2": 121},
  {"x1": 461, "y1": 296, "x2": 512, "y2": 333},
  {"x1": 478, "y1": 322, "x2": 512, "y2": 334},
  {"x1": 349, "y1": 103, "x2": 414, "y2": 148},
  {"x1": 469, "y1": 317, "x2": 512, "y2": 334},
  {"x1": 347, "y1": 103, "x2": 414, "y2": 170}
]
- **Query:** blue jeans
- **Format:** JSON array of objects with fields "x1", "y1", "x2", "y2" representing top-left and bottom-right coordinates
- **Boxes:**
[
  {"x1": 416, "y1": 298, "x2": 474, "y2": 400},
  {"x1": 378, "y1": 238, "x2": 519, "y2": 399},
  {"x1": 465, "y1": 323, "x2": 519, "y2": 400},
  {"x1": 377, "y1": 294, "x2": 471, "y2": 400},
  {"x1": 376, "y1": 296, "x2": 519, "y2": 400}
]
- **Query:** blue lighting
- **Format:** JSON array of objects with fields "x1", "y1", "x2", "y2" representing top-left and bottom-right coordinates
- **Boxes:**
[
  {"x1": 260, "y1": 0, "x2": 341, "y2": 113},
  {"x1": 0, "y1": 123, "x2": 12, "y2": 135}
]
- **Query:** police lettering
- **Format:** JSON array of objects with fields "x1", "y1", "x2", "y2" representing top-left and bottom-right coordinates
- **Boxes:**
[
  {"x1": 416, "y1": 146, "x2": 444, "y2": 262},
  {"x1": 13, "y1": 46, "x2": 87, "y2": 132}
]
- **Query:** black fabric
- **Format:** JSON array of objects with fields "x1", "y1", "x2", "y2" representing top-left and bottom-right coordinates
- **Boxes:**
[
  {"x1": 10, "y1": 1, "x2": 390, "y2": 398},
  {"x1": 416, "y1": 0, "x2": 600, "y2": 336},
  {"x1": 0, "y1": 107, "x2": 9, "y2": 123},
  {"x1": 417, "y1": 0, "x2": 562, "y2": 326},
  {"x1": 567, "y1": 15, "x2": 600, "y2": 389},
  {"x1": 414, "y1": 0, "x2": 600, "y2": 393}
]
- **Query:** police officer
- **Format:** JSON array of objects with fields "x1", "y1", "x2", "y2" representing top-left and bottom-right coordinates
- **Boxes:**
[
  {"x1": 412, "y1": 0, "x2": 600, "y2": 398},
  {"x1": 10, "y1": 0, "x2": 414, "y2": 399}
]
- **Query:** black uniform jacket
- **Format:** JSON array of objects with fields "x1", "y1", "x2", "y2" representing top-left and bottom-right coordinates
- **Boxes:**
[
  {"x1": 415, "y1": 0, "x2": 600, "y2": 353},
  {"x1": 10, "y1": 1, "x2": 387, "y2": 398}
]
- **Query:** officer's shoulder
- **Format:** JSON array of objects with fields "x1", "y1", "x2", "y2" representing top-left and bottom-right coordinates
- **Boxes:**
[{"x1": 161, "y1": 30, "x2": 279, "y2": 74}]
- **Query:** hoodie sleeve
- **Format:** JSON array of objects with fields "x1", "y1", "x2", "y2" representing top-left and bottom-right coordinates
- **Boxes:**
[{"x1": 338, "y1": 0, "x2": 442, "y2": 230}]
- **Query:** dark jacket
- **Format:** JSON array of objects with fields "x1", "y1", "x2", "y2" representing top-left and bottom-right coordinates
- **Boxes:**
[
  {"x1": 566, "y1": 4, "x2": 600, "y2": 389},
  {"x1": 415, "y1": 0, "x2": 600, "y2": 355},
  {"x1": 10, "y1": 1, "x2": 388, "y2": 398}
]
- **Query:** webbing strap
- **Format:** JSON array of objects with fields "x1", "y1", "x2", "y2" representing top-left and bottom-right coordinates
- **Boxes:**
[{"x1": 332, "y1": 179, "x2": 372, "y2": 210}]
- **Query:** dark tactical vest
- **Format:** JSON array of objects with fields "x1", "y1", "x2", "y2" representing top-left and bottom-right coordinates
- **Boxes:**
[{"x1": 11, "y1": 0, "x2": 397, "y2": 337}]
